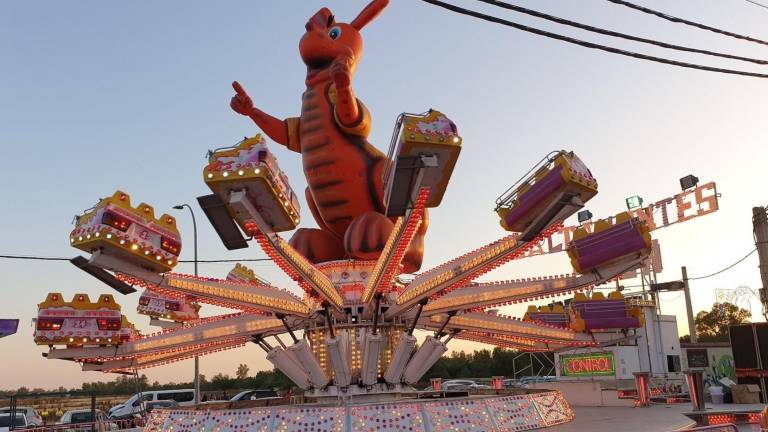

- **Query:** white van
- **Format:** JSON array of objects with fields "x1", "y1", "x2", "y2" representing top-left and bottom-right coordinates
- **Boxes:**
[{"x1": 109, "y1": 389, "x2": 195, "y2": 419}]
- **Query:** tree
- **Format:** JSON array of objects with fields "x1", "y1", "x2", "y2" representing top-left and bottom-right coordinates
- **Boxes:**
[
  {"x1": 236, "y1": 364, "x2": 250, "y2": 380},
  {"x1": 423, "y1": 348, "x2": 554, "y2": 384},
  {"x1": 681, "y1": 302, "x2": 751, "y2": 342}
]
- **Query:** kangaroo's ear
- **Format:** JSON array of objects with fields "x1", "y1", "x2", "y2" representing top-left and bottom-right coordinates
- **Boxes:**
[{"x1": 350, "y1": 0, "x2": 389, "y2": 31}]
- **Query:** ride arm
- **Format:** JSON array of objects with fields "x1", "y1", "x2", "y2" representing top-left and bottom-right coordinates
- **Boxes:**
[{"x1": 417, "y1": 311, "x2": 592, "y2": 345}]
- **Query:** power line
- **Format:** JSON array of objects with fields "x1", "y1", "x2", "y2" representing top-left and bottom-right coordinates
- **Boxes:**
[
  {"x1": 475, "y1": 0, "x2": 768, "y2": 65},
  {"x1": 619, "y1": 247, "x2": 758, "y2": 289},
  {"x1": 0, "y1": 254, "x2": 69, "y2": 262},
  {"x1": 0, "y1": 254, "x2": 271, "y2": 264},
  {"x1": 606, "y1": 0, "x2": 768, "y2": 46},
  {"x1": 659, "y1": 292, "x2": 683, "y2": 301},
  {"x1": 419, "y1": 0, "x2": 768, "y2": 78},
  {"x1": 181, "y1": 258, "x2": 271, "y2": 263},
  {"x1": 744, "y1": 0, "x2": 768, "y2": 11},
  {"x1": 687, "y1": 248, "x2": 757, "y2": 281}
]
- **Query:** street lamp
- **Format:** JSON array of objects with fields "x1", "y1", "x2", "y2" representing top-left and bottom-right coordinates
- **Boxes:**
[{"x1": 173, "y1": 204, "x2": 200, "y2": 404}]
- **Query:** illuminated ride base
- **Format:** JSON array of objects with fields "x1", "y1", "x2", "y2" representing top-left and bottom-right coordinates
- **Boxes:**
[{"x1": 37, "y1": 117, "x2": 656, "y2": 431}]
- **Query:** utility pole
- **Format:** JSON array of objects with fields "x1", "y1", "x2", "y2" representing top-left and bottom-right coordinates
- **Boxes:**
[
  {"x1": 682, "y1": 266, "x2": 697, "y2": 343},
  {"x1": 753, "y1": 207, "x2": 768, "y2": 320}
]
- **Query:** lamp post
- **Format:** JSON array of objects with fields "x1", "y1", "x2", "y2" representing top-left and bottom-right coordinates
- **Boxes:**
[{"x1": 173, "y1": 204, "x2": 200, "y2": 404}]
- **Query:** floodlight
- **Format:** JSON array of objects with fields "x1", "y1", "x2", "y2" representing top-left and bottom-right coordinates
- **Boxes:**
[
  {"x1": 680, "y1": 175, "x2": 699, "y2": 191},
  {"x1": 577, "y1": 210, "x2": 593, "y2": 223},
  {"x1": 625, "y1": 196, "x2": 644, "y2": 210},
  {"x1": 196, "y1": 194, "x2": 249, "y2": 250}
]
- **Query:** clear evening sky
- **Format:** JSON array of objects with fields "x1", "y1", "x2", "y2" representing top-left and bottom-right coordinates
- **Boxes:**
[{"x1": 1, "y1": 1, "x2": 767, "y2": 390}]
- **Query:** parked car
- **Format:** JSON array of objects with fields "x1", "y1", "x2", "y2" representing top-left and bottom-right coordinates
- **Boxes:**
[
  {"x1": 503, "y1": 379, "x2": 521, "y2": 389},
  {"x1": 0, "y1": 407, "x2": 42, "y2": 426},
  {"x1": 230, "y1": 389, "x2": 279, "y2": 401},
  {"x1": 109, "y1": 389, "x2": 195, "y2": 419},
  {"x1": 441, "y1": 380, "x2": 480, "y2": 391},
  {"x1": 58, "y1": 409, "x2": 116, "y2": 432},
  {"x1": 144, "y1": 400, "x2": 178, "y2": 414},
  {"x1": 0, "y1": 413, "x2": 27, "y2": 432},
  {"x1": 518, "y1": 376, "x2": 556, "y2": 388}
]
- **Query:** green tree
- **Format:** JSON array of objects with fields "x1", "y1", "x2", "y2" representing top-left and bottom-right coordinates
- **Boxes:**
[
  {"x1": 236, "y1": 364, "x2": 250, "y2": 380},
  {"x1": 681, "y1": 302, "x2": 751, "y2": 342}
]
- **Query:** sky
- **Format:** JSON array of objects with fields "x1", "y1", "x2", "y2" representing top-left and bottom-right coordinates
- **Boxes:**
[{"x1": 2, "y1": 0, "x2": 768, "y2": 390}]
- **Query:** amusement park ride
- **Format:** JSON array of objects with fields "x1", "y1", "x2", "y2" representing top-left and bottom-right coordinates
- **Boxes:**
[{"x1": 34, "y1": 0, "x2": 656, "y2": 420}]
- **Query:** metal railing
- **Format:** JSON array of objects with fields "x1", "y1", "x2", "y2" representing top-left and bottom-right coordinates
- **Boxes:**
[
  {"x1": 494, "y1": 150, "x2": 562, "y2": 211},
  {"x1": 24, "y1": 418, "x2": 139, "y2": 432},
  {"x1": 680, "y1": 424, "x2": 738, "y2": 432},
  {"x1": 381, "y1": 111, "x2": 433, "y2": 190}
]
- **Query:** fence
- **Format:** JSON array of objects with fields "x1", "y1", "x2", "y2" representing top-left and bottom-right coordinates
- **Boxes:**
[
  {"x1": 681, "y1": 425, "x2": 739, "y2": 432},
  {"x1": 23, "y1": 418, "x2": 139, "y2": 432}
]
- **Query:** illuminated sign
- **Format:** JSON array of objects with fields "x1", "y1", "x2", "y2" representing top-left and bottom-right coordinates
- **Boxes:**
[
  {"x1": 560, "y1": 352, "x2": 615, "y2": 377},
  {"x1": 528, "y1": 181, "x2": 719, "y2": 256}
]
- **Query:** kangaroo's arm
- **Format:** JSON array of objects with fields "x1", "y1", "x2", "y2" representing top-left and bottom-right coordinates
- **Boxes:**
[
  {"x1": 329, "y1": 57, "x2": 371, "y2": 137},
  {"x1": 327, "y1": 85, "x2": 371, "y2": 141},
  {"x1": 231, "y1": 81, "x2": 300, "y2": 152},
  {"x1": 248, "y1": 109, "x2": 301, "y2": 153}
]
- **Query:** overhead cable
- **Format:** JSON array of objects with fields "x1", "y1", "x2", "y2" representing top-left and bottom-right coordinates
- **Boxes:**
[
  {"x1": 687, "y1": 248, "x2": 757, "y2": 281},
  {"x1": 419, "y1": 0, "x2": 768, "y2": 78},
  {"x1": 0, "y1": 254, "x2": 271, "y2": 264},
  {"x1": 745, "y1": 0, "x2": 768, "y2": 11},
  {"x1": 606, "y1": 0, "x2": 768, "y2": 46},
  {"x1": 476, "y1": 0, "x2": 768, "y2": 65},
  {"x1": 617, "y1": 247, "x2": 758, "y2": 290}
]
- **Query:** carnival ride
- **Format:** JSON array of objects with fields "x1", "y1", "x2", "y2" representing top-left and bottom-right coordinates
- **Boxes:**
[
  {"x1": 70, "y1": 191, "x2": 182, "y2": 275},
  {"x1": 33, "y1": 1, "x2": 663, "y2": 430},
  {"x1": 41, "y1": 131, "x2": 651, "y2": 389},
  {"x1": 137, "y1": 290, "x2": 200, "y2": 324},
  {"x1": 34, "y1": 293, "x2": 137, "y2": 347}
]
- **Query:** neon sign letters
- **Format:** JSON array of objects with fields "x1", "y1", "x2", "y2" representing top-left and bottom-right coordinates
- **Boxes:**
[{"x1": 560, "y1": 352, "x2": 616, "y2": 377}]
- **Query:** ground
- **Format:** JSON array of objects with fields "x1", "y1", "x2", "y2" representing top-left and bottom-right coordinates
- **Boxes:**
[{"x1": 551, "y1": 404, "x2": 765, "y2": 431}]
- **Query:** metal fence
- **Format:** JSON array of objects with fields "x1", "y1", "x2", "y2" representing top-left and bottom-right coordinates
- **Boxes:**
[
  {"x1": 682, "y1": 424, "x2": 739, "y2": 432},
  {"x1": 23, "y1": 418, "x2": 139, "y2": 432}
]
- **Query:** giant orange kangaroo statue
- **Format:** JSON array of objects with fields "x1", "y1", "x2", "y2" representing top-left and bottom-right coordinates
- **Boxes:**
[{"x1": 230, "y1": 0, "x2": 427, "y2": 273}]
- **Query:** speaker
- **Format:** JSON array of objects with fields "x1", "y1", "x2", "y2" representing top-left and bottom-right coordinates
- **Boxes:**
[
  {"x1": 756, "y1": 324, "x2": 768, "y2": 370},
  {"x1": 730, "y1": 324, "x2": 758, "y2": 370}
]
